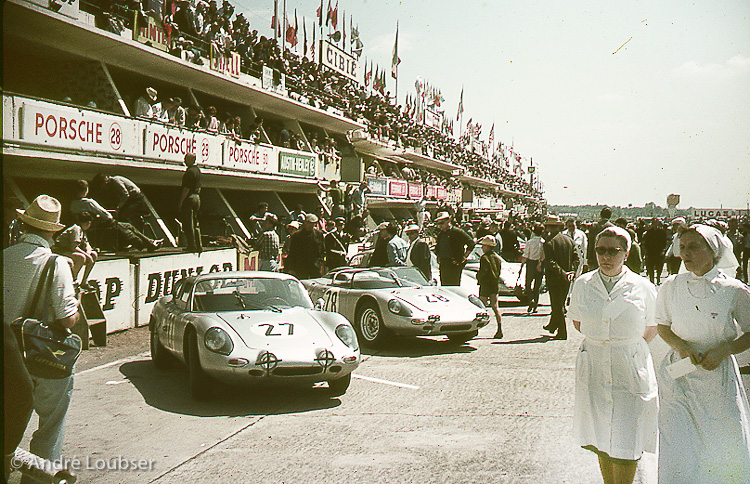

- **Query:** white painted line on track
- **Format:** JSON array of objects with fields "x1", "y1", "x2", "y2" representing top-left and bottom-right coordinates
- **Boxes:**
[
  {"x1": 352, "y1": 374, "x2": 420, "y2": 389},
  {"x1": 76, "y1": 351, "x2": 151, "y2": 376}
]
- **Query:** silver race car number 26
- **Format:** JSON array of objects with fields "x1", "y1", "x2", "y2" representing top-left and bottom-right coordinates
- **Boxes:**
[{"x1": 420, "y1": 294, "x2": 449, "y2": 303}]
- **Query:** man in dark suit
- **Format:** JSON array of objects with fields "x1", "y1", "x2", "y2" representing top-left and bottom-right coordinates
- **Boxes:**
[
  {"x1": 434, "y1": 212, "x2": 475, "y2": 286},
  {"x1": 543, "y1": 217, "x2": 579, "y2": 340}
]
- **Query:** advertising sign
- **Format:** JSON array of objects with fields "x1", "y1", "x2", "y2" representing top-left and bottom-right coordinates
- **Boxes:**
[
  {"x1": 278, "y1": 150, "x2": 317, "y2": 177},
  {"x1": 320, "y1": 41, "x2": 359, "y2": 82},
  {"x1": 136, "y1": 249, "x2": 237, "y2": 326},
  {"x1": 262, "y1": 66, "x2": 286, "y2": 93},
  {"x1": 367, "y1": 177, "x2": 388, "y2": 196},
  {"x1": 145, "y1": 124, "x2": 222, "y2": 166},
  {"x1": 210, "y1": 47, "x2": 241, "y2": 78},
  {"x1": 436, "y1": 186, "x2": 447, "y2": 200},
  {"x1": 224, "y1": 140, "x2": 276, "y2": 173},
  {"x1": 389, "y1": 179, "x2": 408, "y2": 198},
  {"x1": 134, "y1": 13, "x2": 171, "y2": 52},
  {"x1": 18, "y1": 98, "x2": 138, "y2": 156},
  {"x1": 424, "y1": 109, "x2": 442, "y2": 129},
  {"x1": 87, "y1": 259, "x2": 133, "y2": 333},
  {"x1": 691, "y1": 208, "x2": 749, "y2": 218},
  {"x1": 408, "y1": 182, "x2": 423, "y2": 199}
]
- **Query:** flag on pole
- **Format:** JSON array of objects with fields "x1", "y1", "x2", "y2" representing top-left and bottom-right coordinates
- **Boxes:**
[
  {"x1": 303, "y1": 18, "x2": 307, "y2": 57},
  {"x1": 456, "y1": 86, "x2": 463, "y2": 121},
  {"x1": 331, "y1": 1, "x2": 338, "y2": 29},
  {"x1": 488, "y1": 123, "x2": 494, "y2": 154},
  {"x1": 325, "y1": 0, "x2": 331, "y2": 26},
  {"x1": 317, "y1": 0, "x2": 323, "y2": 27},
  {"x1": 364, "y1": 59, "x2": 371, "y2": 87},
  {"x1": 341, "y1": 10, "x2": 346, "y2": 46},
  {"x1": 391, "y1": 22, "x2": 401, "y2": 79}
]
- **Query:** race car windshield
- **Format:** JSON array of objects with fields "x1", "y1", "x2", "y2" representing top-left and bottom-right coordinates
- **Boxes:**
[
  {"x1": 192, "y1": 277, "x2": 313, "y2": 312},
  {"x1": 352, "y1": 268, "x2": 424, "y2": 289}
]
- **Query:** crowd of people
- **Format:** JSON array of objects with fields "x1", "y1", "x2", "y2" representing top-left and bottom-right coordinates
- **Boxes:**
[{"x1": 83, "y1": 0, "x2": 541, "y2": 202}]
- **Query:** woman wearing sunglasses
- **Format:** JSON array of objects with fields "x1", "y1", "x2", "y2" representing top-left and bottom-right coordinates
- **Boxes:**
[
  {"x1": 655, "y1": 224, "x2": 750, "y2": 482},
  {"x1": 568, "y1": 226, "x2": 658, "y2": 484}
]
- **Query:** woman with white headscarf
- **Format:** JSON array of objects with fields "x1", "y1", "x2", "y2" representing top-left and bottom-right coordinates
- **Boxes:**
[
  {"x1": 656, "y1": 224, "x2": 750, "y2": 483},
  {"x1": 569, "y1": 227, "x2": 659, "y2": 484}
]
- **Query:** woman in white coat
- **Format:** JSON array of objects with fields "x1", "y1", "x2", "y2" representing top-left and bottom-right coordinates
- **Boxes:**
[
  {"x1": 656, "y1": 224, "x2": 750, "y2": 483},
  {"x1": 569, "y1": 227, "x2": 658, "y2": 484}
]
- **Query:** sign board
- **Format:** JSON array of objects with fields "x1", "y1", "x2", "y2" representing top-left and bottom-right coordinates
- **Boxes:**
[
  {"x1": 135, "y1": 249, "x2": 237, "y2": 327},
  {"x1": 424, "y1": 109, "x2": 442, "y2": 129},
  {"x1": 87, "y1": 259, "x2": 133, "y2": 333},
  {"x1": 18, "y1": 98, "x2": 139, "y2": 156},
  {"x1": 133, "y1": 13, "x2": 171, "y2": 52},
  {"x1": 408, "y1": 182, "x2": 423, "y2": 199},
  {"x1": 210, "y1": 47, "x2": 241, "y2": 78},
  {"x1": 692, "y1": 208, "x2": 749, "y2": 218},
  {"x1": 367, "y1": 177, "x2": 388, "y2": 196},
  {"x1": 145, "y1": 124, "x2": 222, "y2": 166},
  {"x1": 389, "y1": 179, "x2": 408, "y2": 198},
  {"x1": 238, "y1": 251, "x2": 260, "y2": 271},
  {"x1": 224, "y1": 140, "x2": 276, "y2": 173},
  {"x1": 320, "y1": 41, "x2": 359, "y2": 82},
  {"x1": 262, "y1": 66, "x2": 286, "y2": 93},
  {"x1": 278, "y1": 150, "x2": 317, "y2": 177}
]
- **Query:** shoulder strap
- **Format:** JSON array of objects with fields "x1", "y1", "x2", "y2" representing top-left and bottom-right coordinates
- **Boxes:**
[{"x1": 23, "y1": 255, "x2": 57, "y2": 320}]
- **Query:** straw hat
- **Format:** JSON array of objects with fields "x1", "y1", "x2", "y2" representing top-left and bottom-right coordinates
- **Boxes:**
[
  {"x1": 305, "y1": 213, "x2": 319, "y2": 224},
  {"x1": 16, "y1": 195, "x2": 65, "y2": 232},
  {"x1": 479, "y1": 235, "x2": 497, "y2": 247},
  {"x1": 403, "y1": 224, "x2": 420, "y2": 233}
]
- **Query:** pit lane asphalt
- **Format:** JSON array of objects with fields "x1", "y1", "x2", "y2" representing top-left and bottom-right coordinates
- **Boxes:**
[{"x1": 13, "y1": 294, "x2": 750, "y2": 484}]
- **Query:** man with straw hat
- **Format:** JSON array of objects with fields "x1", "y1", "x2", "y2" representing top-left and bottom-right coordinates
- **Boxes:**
[{"x1": 3, "y1": 195, "x2": 80, "y2": 468}]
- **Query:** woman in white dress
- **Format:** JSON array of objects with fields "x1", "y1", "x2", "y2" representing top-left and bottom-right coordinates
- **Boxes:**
[
  {"x1": 656, "y1": 224, "x2": 750, "y2": 483},
  {"x1": 569, "y1": 227, "x2": 658, "y2": 484}
]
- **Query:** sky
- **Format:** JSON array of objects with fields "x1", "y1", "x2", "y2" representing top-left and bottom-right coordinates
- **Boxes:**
[{"x1": 234, "y1": 0, "x2": 750, "y2": 210}]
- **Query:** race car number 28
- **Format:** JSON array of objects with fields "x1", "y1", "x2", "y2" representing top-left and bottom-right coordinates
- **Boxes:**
[{"x1": 323, "y1": 289, "x2": 339, "y2": 312}]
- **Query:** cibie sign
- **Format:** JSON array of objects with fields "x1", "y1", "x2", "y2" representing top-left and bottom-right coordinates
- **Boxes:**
[{"x1": 320, "y1": 41, "x2": 359, "y2": 82}]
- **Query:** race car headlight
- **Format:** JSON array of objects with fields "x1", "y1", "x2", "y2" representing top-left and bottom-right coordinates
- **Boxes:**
[
  {"x1": 335, "y1": 324, "x2": 358, "y2": 350},
  {"x1": 468, "y1": 295, "x2": 485, "y2": 308},
  {"x1": 204, "y1": 327, "x2": 234, "y2": 355},
  {"x1": 387, "y1": 298, "x2": 412, "y2": 316}
]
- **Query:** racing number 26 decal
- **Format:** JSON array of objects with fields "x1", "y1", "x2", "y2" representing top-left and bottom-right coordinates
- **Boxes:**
[
  {"x1": 423, "y1": 294, "x2": 449, "y2": 303},
  {"x1": 323, "y1": 289, "x2": 339, "y2": 312},
  {"x1": 258, "y1": 323, "x2": 294, "y2": 336}
]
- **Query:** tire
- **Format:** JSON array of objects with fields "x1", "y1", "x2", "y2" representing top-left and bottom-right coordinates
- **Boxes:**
[
  {"x1": 327, "y1": 373, "x2": 351, "y2": 397},
  {"x1": 447, "y1": 330, "x2": 479, "y2": 345},
  {"x1": 150, "y1": 320, "x2": 172, "y2": 369},
  {"x1": 355, "y1": 300, "x2": 389, "y2": 347},
  {"x1": 186, "y1": 330, "x2": 213, "y2": 400}
]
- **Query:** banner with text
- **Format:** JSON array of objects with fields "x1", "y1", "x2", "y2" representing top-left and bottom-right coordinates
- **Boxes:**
[
  {"x1": 408, "y1": 182, "x2": 423, "y2": 199},
  {"x1": 692, "y1": 208, "x2": 750, "y2": 218},
  {"x1": 18, "y1": 98, "x2": 139, "y2": 156},
  {"x1": 145, "y1": 124, "x2": 222, "y2": 166},
  {"x1": 320, "y1": 41, "x2": 359, "y2": 82},
  {"x1": 278, "y1": 150, "x2": 317, "y2": 177},
  {"x1": 87, "y1": 259, "x2": 133, "y2": 333},
  {"x1": 136, "y1": 249, "x2": 237, "y2": 327},
  {"x1": 210, "y1": 47, "x2": 241, "y2": 78},
  {"x1": 134, "y1": 13, "x2": 171, "y2": 52},
  {"x1": 388, "y1": 179, "x2": 408, "y2": 198},
  {"x1": 367, "y1": 177, "x2": 388, "y2": 196},
  {"x1": 224, "y1": 140, "x2": 277, "y2": 174}
]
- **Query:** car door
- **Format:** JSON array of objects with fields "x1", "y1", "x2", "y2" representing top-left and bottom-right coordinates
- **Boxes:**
[{"x1": 165, "y1": 279, "x2": 191, "y2": 354}]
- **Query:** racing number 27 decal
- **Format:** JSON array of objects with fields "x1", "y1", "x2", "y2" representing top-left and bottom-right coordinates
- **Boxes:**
[{"x1": 259, "y1": 323, "x2": 294, "y2": 336}]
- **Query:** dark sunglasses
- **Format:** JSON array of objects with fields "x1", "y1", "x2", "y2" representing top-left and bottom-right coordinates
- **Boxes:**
[{"x1": 595, "y1": 247, "x2": 623, "y2": 256}]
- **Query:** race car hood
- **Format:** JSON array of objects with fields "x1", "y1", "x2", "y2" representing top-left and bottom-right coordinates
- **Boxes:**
[
  {"x1": 388, "y1": 287, "x2": 474, "y2": 313},
  {"x1": 216, "y1": 308, "x2": 333, "y2": 349}
]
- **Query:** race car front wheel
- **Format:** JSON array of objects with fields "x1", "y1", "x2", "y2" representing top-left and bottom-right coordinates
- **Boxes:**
[
  {"x1": 356, "y1": 301, "x2": 389, "y2": 347},
  {"x1": 327, "y1": 373, "x2": 351, "y2": 396},
  {"x1": 187, "y1": 330, "x2": 214, "y2": 400}
]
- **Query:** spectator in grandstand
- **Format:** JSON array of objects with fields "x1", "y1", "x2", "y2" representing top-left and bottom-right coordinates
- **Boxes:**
[
  {"x1": 165, "y1": 97, "x2": 186, "y2": 126},
  {"x1": 134, "y1": 86, "x2": 158, "y2": 118},
  {"x1": 205, "y1": 106, "x2": 220, "y2": 133},
  {"x1": 247, "y1": 116, "x2": 264, "y2": 143},
  {"x1": 186, "y1": 104, "x2": 205, "y2": 129}
]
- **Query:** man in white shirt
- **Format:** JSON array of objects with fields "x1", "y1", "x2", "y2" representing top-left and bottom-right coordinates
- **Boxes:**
[
  {"x1": 519, "y1": 222, "x2": 545, "y2": 313},
  {"x1": 565, "y1": 217, "x2": 587, "y2": 281},
  {"x1": 3, "y1": 195, "x2": 79, "y2": 467}
]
